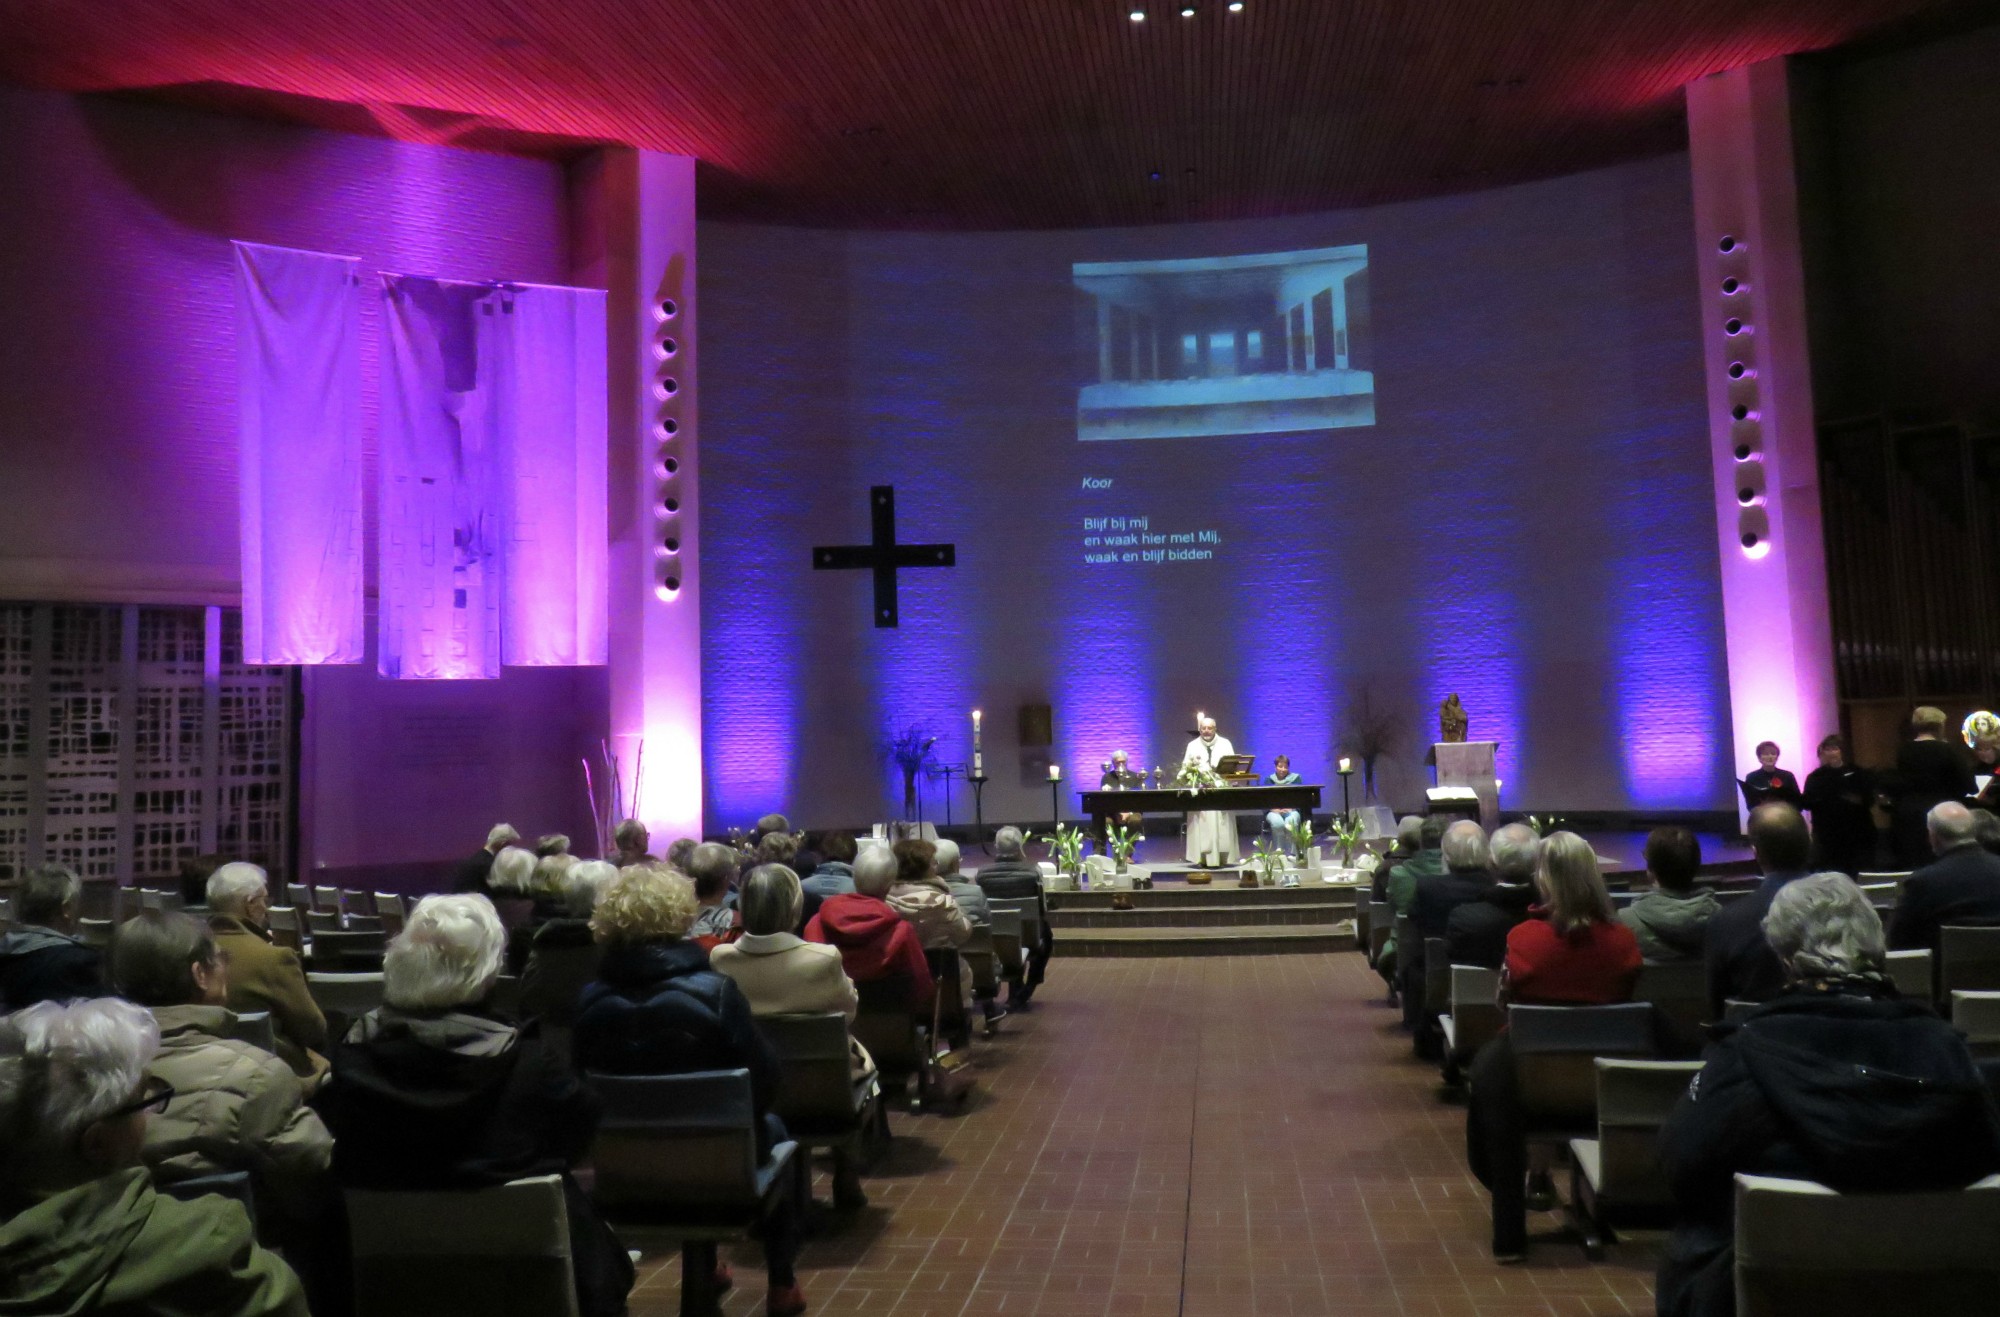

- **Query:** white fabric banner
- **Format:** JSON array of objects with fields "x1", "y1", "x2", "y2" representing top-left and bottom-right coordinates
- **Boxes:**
[
  {"x1": 233, "y1": 241, "x2": 364, "y2": 664},
  {"x1": 379, "y1": 275, "x2": 607, "y2": 678}
]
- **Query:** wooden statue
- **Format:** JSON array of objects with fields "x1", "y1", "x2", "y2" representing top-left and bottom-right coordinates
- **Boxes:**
[{"x1": 1439, "y1": 694, "x2": 1468, "y2": 743}]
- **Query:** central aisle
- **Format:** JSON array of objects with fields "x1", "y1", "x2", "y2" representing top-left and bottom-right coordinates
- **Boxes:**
[{"x1": 629, "y1": 956, "x2": 1660, "y2": 1316}]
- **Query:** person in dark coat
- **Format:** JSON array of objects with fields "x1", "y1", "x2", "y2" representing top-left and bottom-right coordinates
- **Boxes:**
[
  {"x1": 0, "y1": 864, "x2": 103, "y2": 1011},
  {"x1": 1657, "y1": 873, "x2": 2000, "y2": 1317},
  {"x1": 1892, "y1": 706, "x2": 1975, "y2": 867},
  {"x1": 316, "y1": 893, "x2": 633, "y2": 1317},
  {"x1": 1444, "y1": 824, "x2": 1540, "y2": 969},
  {"x1": 1739, "y1": 741, "x2": 1803, "y2": 811},
  {"x1": 1704, "y1": 803, "x2": 1814, "y2": 1018},
  {"x1": 1801, "y1": 734, "x2": 1876, "y2": 874},
  {"x1": 1887, "y1": 801, "x2": 2000, "y2": 951},
  {"x1": 571, "y1": 865, "x2": 804, "y2": 1317},
  {"x1": 449, "y1": 822, "x2": 521, "y2": 896},
  {"x1": 974, "y1": 826, "x2": 1053, "y2": 1002},
  {"x1": 1404, "y1": 820, "x2": 1493, "y2": 1052}
]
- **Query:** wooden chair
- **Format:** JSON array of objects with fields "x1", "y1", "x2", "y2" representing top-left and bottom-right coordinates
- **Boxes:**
[
  {"x1": 1885, "y1": 948, "x2": 1933, "y2": 1002},
  {"x1": 1855, "y1": 871, "x2": 1911, "y2": 897},
  {"x1": 960, "y1": 924, "x2": 1003, "y2": 1034},
  {"x1": 1632, "y1": 959, "x2": 1709, "y2": 1057},
  {"x1": 222, "y1": 1009, "x2": 276, "y2": 1054},
  {"x1": 1420, "y1": 936, "x2": 1451, "y2": 1038},
  {"x1": 585, "y1": 1069, "x2": 799, "y2": 1316},
  {"x1": 758, "y1": 1012, "x2": 884, "y2": 1209},
  {"x1": 346, "y1": 1174, "x2": 580, "y2": 1317},
  {"x1": 1511, "y1": 1002, "x2": 1659, "y2": 1134},
  {"x1": 1366, "y1": 900, "x2": 1392, "y2": 967},
  {"x1": 1567, "y1": 1058, "x2": 1703, "y2": 1256},
  {"x1": 264, "y1": 905, "x2": 305, "y2": 953},
  {"x1": 285, "y1": 883, "x2": 311, "y2": 910},
  {"x1": 1940, "y1": 925, "x2": 2000, "y2": 996},
  {"x1": 1951, "y1": 990, "x2": 2000, "y2": 1060},
  {"x1": 308, "y1": 971, "x2": 385, "y2": 1040},
  {"x1": 307, "y1": 929, "x2": 386, "y2": 972},
  {"x1": 1441, "y1": 964, "x2": 1502, "y2": 1070},
  {"x1": 307, "y1": 909, "x2": 344, "y2": 934},
  {"x1": 852, "y1": 975, "x2": 926, "y2": 1113},
  {"x1": 374, "y1": 892, "x2": 407, "y2": 937},
  {"x1": 986, "y1": 896, "x2": 1042, "y2": 962},
  {"x1": 341, "y1": 890, "x2": 375, "y2": 917},
  {"x1": 1733, "y1": 1172, "x2": 2000, "y2": 1316},
  {"x1": 989, "y1": 909, "x2": 1025, "y2": 982},
  {"x1": 312, "y1": 885, "x2": 343, "y2": 913},
  {"x1": 77, "y1": 917, "x2": 114, "y2": 948}
]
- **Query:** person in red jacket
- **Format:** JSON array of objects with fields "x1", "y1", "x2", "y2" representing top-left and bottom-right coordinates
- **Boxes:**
[
  {"x1": 1467, "y1": 830, "x2": 1642, "y2": 1261},
  {"x1": 804, "y1": 846, "x2": 934, "y2": 1013}
]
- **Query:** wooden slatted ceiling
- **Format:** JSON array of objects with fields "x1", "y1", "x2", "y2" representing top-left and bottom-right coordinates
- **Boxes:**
[{"x1": 0, "y1": 0, "x2": 1952, "y2": 229}]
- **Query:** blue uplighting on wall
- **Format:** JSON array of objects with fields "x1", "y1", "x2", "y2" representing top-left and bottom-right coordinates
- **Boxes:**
[{"x1": 1418, "y1": 521, "x2": 1522, "y2": 796}]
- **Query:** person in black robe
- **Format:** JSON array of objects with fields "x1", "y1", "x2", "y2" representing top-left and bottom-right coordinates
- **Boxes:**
[{"x1": 1801, "y1": 734, "x2": 1876, "y2": 874}]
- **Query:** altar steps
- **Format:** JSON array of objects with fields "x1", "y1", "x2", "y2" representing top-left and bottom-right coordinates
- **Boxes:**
[{"x1": 1045, "y1": 881, "x2": 1361, "y2": 957}]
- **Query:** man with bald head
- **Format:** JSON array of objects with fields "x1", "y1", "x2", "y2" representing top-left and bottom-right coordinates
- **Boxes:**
[
  {"x1": 1703, "y1": 802, "x2": 1814, "y2": 1016},
  {"x1": 1889, "y1": 800, "x2": 2000, "y2": 952}
]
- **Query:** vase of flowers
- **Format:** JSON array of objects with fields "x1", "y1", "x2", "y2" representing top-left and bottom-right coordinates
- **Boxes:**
[
  {"x1": 1106, "y1": 823, "x2": 1143, "y2": 874},
  {"x1": 1041, "y1": 823, "x2": 1087, "y2": 885},
  {"x1": 1174, "y1": 759, "x2": 1223, "y2": 794}
]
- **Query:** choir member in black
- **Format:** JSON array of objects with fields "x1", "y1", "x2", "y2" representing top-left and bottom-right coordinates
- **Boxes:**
[
  {"x1": 1892, "y1": 706, "x2": 1977, "y2": 867},
  {"x1": 1740, "y1": 741, "x2": 1803, "y2": 810},
  {"x1": 1802, "y1": 734, "x2": 1875, "y2": 874}
]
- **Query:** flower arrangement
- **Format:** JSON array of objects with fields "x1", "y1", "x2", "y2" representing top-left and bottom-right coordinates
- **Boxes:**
[
  {"x1": 1250, "y1": 836, "x2": 1286, "y2": 886},
  {"x1": 1106, "y1": 823, "x2": 1144, "y2": 866},
  {"x1": 880, "y1": 726, "x2": 940, "y2": 820},
  {"x1": 1041, "y1": 823, "x2": 1087, "y2": 878},
  {"x1": 1324, "y1": 813, "x2": 1364, "y2": 866},
  {"x1": 1526, "y1": 814, "x2": 1566, "y2": 838},
  {"x1": 1287, "y1": 815, "x2": 1318, "y2": 861},
  {"x1": 1174, "y1": 758, "x2": 1224, "y2": 794}
]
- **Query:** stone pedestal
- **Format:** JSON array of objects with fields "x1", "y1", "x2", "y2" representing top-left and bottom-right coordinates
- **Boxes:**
[{"x1": 1433, "y1": 741, "x2": 1499, "y2": 830}]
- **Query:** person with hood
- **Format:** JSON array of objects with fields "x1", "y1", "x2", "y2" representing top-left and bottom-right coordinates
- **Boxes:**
[
  {"x1": 1619, "y1": 827, "x2": 1719, "y2": 962},
  {"x1": 1656, "y1": 872, "x2": 2000, "y2": 1317},
  {"x1": 205, "y1": 862, "x2": 328, "y2": 1090},
  {"x1": 0, "y1": 863, "x2": 101, "y2": 1011},
  {"x1": 807, "y1": 845, "x2": 936, "y2": 1014},
  {"x1": 886, "y1": 838, "x2": 972, "y2": 951},
  {"x1": 317, "y1": 894, "x2": 633, "y2": 1317},
  {"x1": 518, "y1": 859, "x2": 619, "y2": 1028},
  {"x1": 1378, "y1": 815, "x2": 1446, "y2": 981},
  {"x1": 571, "y1": 866, "x2": 804, "y2": 1316},
  {"x1": 1445, "y1": 824, "x2": 1540, "y2": 969},
  {"x1": 0, "y1": 997, "x2": 307, "y2": 1316}
]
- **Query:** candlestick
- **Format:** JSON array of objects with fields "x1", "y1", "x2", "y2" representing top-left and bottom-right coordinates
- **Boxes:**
[
  {"x1": 1048, "y1": 763, "x2": 1062, "y2": 782},
  {"x1": 1338, "y1": 756, "x2": 1352, "y2": 774},
  {"x1": 971, "y1": 708, "x2": 983, "y2": 776}
]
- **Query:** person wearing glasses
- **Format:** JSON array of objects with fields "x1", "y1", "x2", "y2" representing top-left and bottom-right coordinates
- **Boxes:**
[{"x1": 0, "y1": 997, "x2": 308, "y2": 1314}]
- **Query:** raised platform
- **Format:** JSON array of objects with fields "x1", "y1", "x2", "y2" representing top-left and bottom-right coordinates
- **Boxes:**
[{"x1": 1048, "y1": 877, "x2": 1361, "y2": 957}]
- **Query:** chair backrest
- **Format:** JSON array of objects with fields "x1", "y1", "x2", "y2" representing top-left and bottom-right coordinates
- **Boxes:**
[
  {"x1": 307, "y1": 971, "x2": 387, "y2": 1016},
  {"x1": 312, "y1": 885, "x2": 343, "y2": 912},
  {"x1": 374, "y1": 892, "x2": 407, "y2": 935},
  {"x1": 987, "y1": 895, "x2": 1041, "y2": 945},
  {"x1": 1367, "y1": 901, "x2": 1392, "y2": 963},
  {"x1": 961, "y1": 923, "x2": 998, "y2": 995},
  {"x1": 263, "y1": 905, "x2": 304, "y2": 953},
  {"x1": 1391, "y1": 913, "x2": 1411, "y2": 961},
  {"x1": 853, "y1": 973, "x2": 925, "y2": 1078},
  {"x1": 1733, "y1": 1172, "x2": 2000, "y2": 1316},
  {"x1": 1951, "y1": 990, "x2": 2000, "y2": 1059},
  {"x1": 309, "y1": 929, "x2": 387, "y2": 970},
  {"x1": 1939, "y1": 925, "x2": 2000, "y2": 995},
  {"x1": 346, "y1": 1174, "x2": 579, "y2": 1317},
  {"x1": 1856, "y1": 882, "x2": 1898, "y2": 907},
  {"x1": 1421, "y1": 937, "x2": 1450, "y2": 1018},
  {"x1": 759, "y1": 1012, "x2": 868, "y2": 1135},
  {"x1": 1724, "y1": 998, "x2": 1760, "y2": 1023},
  {"x1": 586, "y1": 1069, "x2": 766, "y2": 1211},
  {"x1": 1510, "y1": 1002, "x2": 1658, "y2": 1130},
  {"x1": 342, "y1": 889, "x2": 375, "y2": 916},
  {"x1": 285, "y1": 884, "x2": 311, "y2": 908},
  {"x1": 308, "y1": 909, "x2": 344, "y2": 934},
  {"x1": 1588, "y1": 1058, "x2": 1703, "y2": 1206},
  {"x1": 1448, "y1": 964, "x2": 1503, "y2": 1061},
  {"x1": 222, "y1": 1010, "x2": 277, "y2": 1054},
  {"x1": 158, "y1": 1168, "x2": 258, "y2": 1227},
  {"x1": 1885, "y1": 948, "x2": 1934, "y2": 1002},
  {"x1": 77, "y1": 917, "x2": 114, "y2": 948},
  {"x1": 1632, "y1": 959, "x2": 1710, "y2": 1055},
  {"x1": 1856, "y1": 872, "x2": 1911, "y2": 894}
]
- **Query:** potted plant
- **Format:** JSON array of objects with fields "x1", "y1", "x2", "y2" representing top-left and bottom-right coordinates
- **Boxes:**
[
  {"x1": 1173, "y1": 758, "x2": 1223, "y2": 793},
  {"x1": 1287, "y1": 815, "x2": 1318, "y2": 867},
  {"x1": 1106, "y1": 823, "x2": 1143, "y2": 874},
  {"x1": 1041, "y1": 823, "x2": 1087, "y2": 886},
  {"x1": 881, "y1": 726, "x2": 939, "y2": 822},
  {"x1": 1250, "y1": 837, "x2": 1286, "y2": 887}
]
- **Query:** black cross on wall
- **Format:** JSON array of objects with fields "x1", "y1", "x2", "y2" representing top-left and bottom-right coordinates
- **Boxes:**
[{"x1": 811, "y1": 486, "x2": 956, "y2": 628}]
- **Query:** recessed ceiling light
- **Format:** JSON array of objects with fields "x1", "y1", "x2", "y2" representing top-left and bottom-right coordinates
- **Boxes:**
[
  {"x1": 1129, "y1": 7, "x2": 1145, "y2": 20},
  {"x1": 1228, "y1": 1, "x2": 1244, "y2": 10},
  {"x1": 1180, "y1": 4, "x2": 1195, "y2": 15}
]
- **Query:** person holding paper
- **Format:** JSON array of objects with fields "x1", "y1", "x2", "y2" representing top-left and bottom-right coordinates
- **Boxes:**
[{"x1": 1182, "y1": 716, "x2": 1238, "y2": 866}]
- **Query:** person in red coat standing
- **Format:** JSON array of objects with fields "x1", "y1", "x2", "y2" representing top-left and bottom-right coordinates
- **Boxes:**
[
  {"x1": 1468, "y1": 830, "x2": 1642, "y2": 1261},
  {"x1": 804, "y1": 845, "x2": 934, "y2": 1013}
]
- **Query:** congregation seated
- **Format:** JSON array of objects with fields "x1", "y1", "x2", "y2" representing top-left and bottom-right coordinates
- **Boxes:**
[
  {"x1": 107, "y1": 909, "x2": 346, "y2": 1314},
  {"x1": 1444, "y1": 823, "x2": 1539, "y2": 969},
  {"x1": 450, "y1": 821, "x2": 519, "y2": 896},
  {"x1": 665, "y1": 836, "x2": 698, "y2": 873},
  {"x1": 787, "y1": 831, "x2": 825, "y2": 887},
  {"x1": 570, "y1": 866, "x2": 802, "y2": 1312},
  {"x1": 1888, "y1": 800, "x2": 2000, "y2": 952},
  {"x1": 1404, "y1": 819, "x2": 1492, "y2": 1046},
  {"x1": 206, "y1": 862, "x2": 329, "y2": 1090},
  {"x1": 686, "y1": 842, "x2": 744, "y2": 945},
  {"x1": 801, "y1": 830, "x2": 860, "y2": 899},
  {"x1": 611, "y1": 816, "x2": 653, "y2": 869},
  {"x1": 1704, "y1": 803, "x2": 1815, "y2": 1017},
  {"x1": 1618, "y1": 826, "x2": 1718, "y2": 962},
  {"x1": 531, "y1": 849, "x2": 577, "y2": 923},
  {"x1": 318, "y1": 893, "x2": 633, "y2": 1317},
  {"x1": 1656, "y1": 873, "x2": 2000, "y2": 1317},
  {"x1": 887, "y1": 838, "x2": 971, "y2": 951},
  {"x1": 0, "y1": 998, "x2": 309, "y2": 1315},
  {"x1": 753, "y1": 829, "x2": 822, "y2": 929},
  {"x1": 0, "y1": 863, "x2": 102, "y2": 1012},
  {"x1": 1372, "y1": 815, "x2": 1425, "y2": 904},
  {"x1": 975, "y1": 826, "x2": 1051, "y2": 1006},
  {"x1": 1378, "y1": 815, "x2": 1445, "y2": 980},
  {"x1": 1465, "y1": 830, "x2": 1641, "y2": 1260},
  {"x1": 519, "y1": 858, "x2": 619, "y2": 1026},
  {"x1": 482, "y1": 844, "x2": 542, "y2": 967},
  {"x1": 932, "y1": 839, "x2": 989, "y2": 926},
  {"x1": 806, "y1": 846, "x2": 935, "y2": 1013}
]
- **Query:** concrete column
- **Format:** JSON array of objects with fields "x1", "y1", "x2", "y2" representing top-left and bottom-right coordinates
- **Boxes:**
[
  {"x1": 569, "y1": 148, "x2": 703, "y2": 839},
  {"x1": 1686, "y1": 59, "x2": 1838, "y2": 817}
]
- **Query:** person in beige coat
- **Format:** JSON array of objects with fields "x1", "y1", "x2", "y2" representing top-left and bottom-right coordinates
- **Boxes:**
[
  {"x1": 205, "y1": 862, "x2": 329, "y2": 1090},
  {"x1": 712, "y1": 863, "x2": 874, "y2": 1209},
  {"x1": 885, "y1": 839, "x2": 971, "y2": 950}
]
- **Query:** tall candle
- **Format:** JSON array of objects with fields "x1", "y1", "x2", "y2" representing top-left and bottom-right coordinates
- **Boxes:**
[
  {"x1": 1049, "y1": 763, "x2": 1062, "y2": 782},
  {"x1": 971, "y1": 709, "x2": 983, "y2": 775},
  {"x1": 1338, "y1": 756, "x2": 1352, "y2": 774}
]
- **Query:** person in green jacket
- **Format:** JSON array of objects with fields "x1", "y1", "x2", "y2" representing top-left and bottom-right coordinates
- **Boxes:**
[
  {"x1": 1378, "y1": 815, "x2": 1447, "y2": 980},
  {"x1": 0, "y1": 997, "x2": 307, "y2": 1317}
]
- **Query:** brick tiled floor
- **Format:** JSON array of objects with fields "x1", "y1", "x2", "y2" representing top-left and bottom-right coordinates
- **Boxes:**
[{"x1": 625, "y1": 955, "x2": 1661, "y2": 1316}]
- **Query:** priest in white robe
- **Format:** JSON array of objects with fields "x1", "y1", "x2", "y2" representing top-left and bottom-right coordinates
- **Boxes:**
[{"x1": 1183, "y1": 716, "x2": 1239, "y2": 865}]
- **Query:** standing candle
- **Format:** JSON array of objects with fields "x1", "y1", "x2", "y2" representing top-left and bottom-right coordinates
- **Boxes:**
[
  {"x1": 1338, "y1": 756, "x2": 1352, "y2": 774},
  {"x1": 971, "y1": 709, "x2": 983, "y2": 776},
  {"x1": 1048, "y1": 763, "x2": 1062, "y2": 782}
]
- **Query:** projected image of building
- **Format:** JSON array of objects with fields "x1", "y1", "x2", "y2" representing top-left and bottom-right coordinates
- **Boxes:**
[{"x1": 1073, "y1": 245, "x2": 1372, "y2": 441}]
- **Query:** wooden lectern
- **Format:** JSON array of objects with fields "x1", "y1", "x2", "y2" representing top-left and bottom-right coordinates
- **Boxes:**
[{"x1": 1433, "y1": 741, "x2": 1499, "y2": 830}]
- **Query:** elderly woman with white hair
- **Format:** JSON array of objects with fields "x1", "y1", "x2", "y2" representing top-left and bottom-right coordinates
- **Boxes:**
[
  {"x1": 1655, "y1": 872, "x2": 2000, "y2": 1317},
  {"x1": 0, "y1": 998, "x2": 308, "y2": 1314},
  {"x1": 206, "y1": 861, "x2": 329, "y2": 1089},
  {"x1": 520, "y1": 858, "x2": 619, "y2": 1026},
  {"x1": 317, "y1": 893, "x2": 634, "y2": 1317}
]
